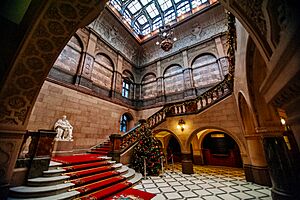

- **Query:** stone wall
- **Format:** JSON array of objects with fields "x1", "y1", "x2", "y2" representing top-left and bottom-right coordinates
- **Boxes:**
[
  {"x1": 27, "y1": 81, "x2": 138, "y2": 150},
  {"x1": 153, "y1": 95, "x2": 248, "y2": 163}
]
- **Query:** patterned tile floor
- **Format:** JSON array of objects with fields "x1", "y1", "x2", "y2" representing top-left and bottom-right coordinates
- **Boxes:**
[{"x1": 133, "y1": 164, "x2": 272, "y2": 200}]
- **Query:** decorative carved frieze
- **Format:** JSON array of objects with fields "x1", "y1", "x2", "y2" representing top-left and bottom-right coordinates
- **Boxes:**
[{"x1": 0, "y1": 0, "x2": 107, "y2": 129}]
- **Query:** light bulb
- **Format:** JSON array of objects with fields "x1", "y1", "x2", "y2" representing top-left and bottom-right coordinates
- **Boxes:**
[
  {"x1": 173, "y1": 37, "x2": 177, "y2": 41},
  {"x1": 156, "y1": 41, "x2": 160, "y2": 45},
  {"x1": 280, "y1": 118, "x2": 286, "y2": 125},
  {"x1": 162, "y1": 32, "x2": 167, "y2": 37}
]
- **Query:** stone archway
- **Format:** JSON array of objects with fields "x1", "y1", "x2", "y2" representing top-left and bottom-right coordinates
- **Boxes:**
[{"x1": 201, "y1": 131, "x2": 243, "y2": 168}]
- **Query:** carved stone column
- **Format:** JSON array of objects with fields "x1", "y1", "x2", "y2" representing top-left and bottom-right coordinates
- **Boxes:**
[
  {"x1": 181, "y1": 153, "x2": 194, "y2": 174},
  {"x1": 263, "y1": 136, "x2": 300, "y2": 200},
  {"x1": 0, "y1": 131, "x2": 25, "y2": 199},
  {"x1": 182, "y1": 50, "x2": 195, "y2": 98},
  {"x1": 76, "y1": 33, "x2": 97, "y2": 89},
  {"x1": 244, "y1": 135, "x2": 271, "y2": 186}
]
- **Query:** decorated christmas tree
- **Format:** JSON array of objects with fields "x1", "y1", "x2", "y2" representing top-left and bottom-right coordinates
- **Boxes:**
[{"x1": 131, "y1": 125, "x2": 163, "y2": 176}]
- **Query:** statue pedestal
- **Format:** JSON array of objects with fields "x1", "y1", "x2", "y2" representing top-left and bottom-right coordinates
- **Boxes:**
[{"x1": 52, "y1": 140, "x2": 73, "y2": 156}]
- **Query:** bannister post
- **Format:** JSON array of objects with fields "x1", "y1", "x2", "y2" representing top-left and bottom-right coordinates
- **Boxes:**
[
  {"x1": 27, "y1": 130, "x2": 56, "y2": 179},
  {"x1": 109, "y1": 133, "x2": 122, "y2": 162}
]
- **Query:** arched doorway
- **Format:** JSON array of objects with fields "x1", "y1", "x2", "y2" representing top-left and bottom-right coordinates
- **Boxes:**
[
  {"x1": 167, "y1": 136, "x2": 182, "y2": 163},
  {"x1": 202, "y1": 131, "x2": 242, "y2": 168}
]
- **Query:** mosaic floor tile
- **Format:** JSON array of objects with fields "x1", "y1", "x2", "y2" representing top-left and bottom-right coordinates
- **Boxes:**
[
  {"x1": 160, "y1": 187, "x2": 176, "y2": 193},
  {"x1": 179, "y1": 191, "x2": 198, "y2": 198},
  {"x1": 164, "y1": 192, "x2": 183, "y2": 199},
  {"x1": 143, "y1": 183, "x2": 156, "y2": 188},
  {"x1": 156, "y1": 182, "x2": 169, "y2": 187},
  {"x1": 134, "y1": 164, "x2": 271, "y2": 200},
  {"x1": 231, "y1": 192, "x2": 255, "y2": 199},
  {"x1": 217, "y1": 193, "x2": 240, "y2": 200},
  {"x1": 194, "y1": 189, "x2": 212, "y2": 196},
  {"x1": 173, "y1": 185, "x2": 189, "y2": 192},
  {"x1": 145, "y1": 188, "x2": 161, "y2": 194}
]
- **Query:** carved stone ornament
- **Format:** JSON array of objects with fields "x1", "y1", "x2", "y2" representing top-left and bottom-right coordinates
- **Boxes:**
[{"x1": 0, "y1": 0, "x2": 107, "y2": 129}]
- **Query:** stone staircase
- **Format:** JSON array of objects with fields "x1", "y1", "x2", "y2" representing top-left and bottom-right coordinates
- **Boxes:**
[
  {"x1": 89, "y1": 140, "x2": 111, "y2": 155},
  {"x1": 8, "y1": 155, "x2": 142, "y2": 200}
]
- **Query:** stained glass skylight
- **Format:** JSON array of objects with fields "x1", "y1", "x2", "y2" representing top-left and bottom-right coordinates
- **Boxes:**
[{"x1": 109, "y1": 0, "x2": 210, "y2": 38}]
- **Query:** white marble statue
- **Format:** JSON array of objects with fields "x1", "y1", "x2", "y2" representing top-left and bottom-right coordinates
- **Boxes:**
[{"x1": 54, "y1": 115, "x2": 73, "y2": 141}]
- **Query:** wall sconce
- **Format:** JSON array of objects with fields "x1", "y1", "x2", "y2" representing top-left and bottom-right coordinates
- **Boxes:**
[{"x1": 177, "y1": 119, "x2": 185, "y2": 132}]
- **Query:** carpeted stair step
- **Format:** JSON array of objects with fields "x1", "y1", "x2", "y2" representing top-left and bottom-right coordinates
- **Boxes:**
[
  {"x1": 89, "y1": 149, "x2": 109, "y2": 154},
  {"x1": 52, "y1": 154, "x2": 105, "y2": 165},
  {"x1": 62, "y1": 160, "x2": 115, "y2": 172},
  {"x1": 74, "y1": 182, "x2": 132, "y2": 200},
  {"x1": 9, "y1": 183, "x2": 74, "y2": 198},
  {"x1": 73, "y1": 176, "x2": 127, "y2": 195},
  {"x1": 93, "y1": 147, "x2": 110, "y2": 151},
  {"x1": 8, "y1": 190, "x2": 80, "y2": 200},
  {"x1": 63, "y1": 163, "x2": 122, "y2": 178},
  {"x1": 70, "y1": 171, "x2": 121, "y2": 186},
  {"x1": 69, "y1": 166, "x2": 129, "y2": 186},
  {"x1": 27, "y1": 175, "x2": 70, "y2": 186}
]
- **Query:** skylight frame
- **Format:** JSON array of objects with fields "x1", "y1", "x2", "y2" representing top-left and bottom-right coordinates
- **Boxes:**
[{"x1": 109, "y1": 0, "x2": 211, "y2": 37}]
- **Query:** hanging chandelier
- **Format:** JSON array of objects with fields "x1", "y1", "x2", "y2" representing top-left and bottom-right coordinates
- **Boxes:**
[{"x1": 156, "y1": 25, "x2": 177, "y2": 52}]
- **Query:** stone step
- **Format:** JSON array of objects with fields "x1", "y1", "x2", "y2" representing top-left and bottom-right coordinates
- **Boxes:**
[
  {"x1": 49, "y1": 161, "x2": 63, "y2": 170},
  {"x1": 122, "y1": 168, "x2": 135, "y2": 179},
  {"x1": 112, "y1": 163, "x2": 122, "y2": 169},
  {"x1": 43, "y1": 168, "x2": 66, "y2": 177},
  {"x1": 8, "y1": 190, "x2": 80, "y2": 200},
  {"x1": 9, "y1": 183, "x2": 74, "y2": 198},
  {"x1": 27, "y1": 175, "x2": 70, "y2": 186},
  {"x1": 98, "y1": 156, "x2": 112, "y2": 160},
  {"x1": 117, "y1": 165, "x2": 129, "y2": 174},
  {"x1": 127, "y1": 172, "x2": 143, "y2": 185}
]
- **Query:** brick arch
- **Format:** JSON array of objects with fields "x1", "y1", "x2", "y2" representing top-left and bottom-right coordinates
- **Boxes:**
[
  {"x1": 122, "y1": 70, "x2": 135, "y2": 83},
  {"x1": 153, "y1": 129, "x2": 184, "y2": 152},
  {"x1": 94, "y1": 52, "x2": 116, "y2": 70},
  {"x1": 163, "y1": 64, "x2": 183, "y2": 77},
  {"x1": 189, "y1": 52, "x2": 218, "y2": 68},
  {"x1": 141, "y1": 72, "x2": 157, "y2": 83}
]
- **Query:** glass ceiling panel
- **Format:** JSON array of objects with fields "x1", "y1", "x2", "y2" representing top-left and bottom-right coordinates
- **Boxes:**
[
  {"x1": 108, "y1": 0, "x2": 211, "y2": 37},
  {"x1": 128, "y1": 0, "x2": 142, "y2": 14},
  {"x1": 146, "y1": 3, "x2": 159, "y2": 18},
  {"x1": 158, "y1": 0, "x2": 173, "y2": 11}
]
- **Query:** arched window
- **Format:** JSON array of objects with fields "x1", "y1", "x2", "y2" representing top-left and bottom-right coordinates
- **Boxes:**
[
  {"x1": 192, "y1": 54, "x2": 221, "y2": 89},
  {"x1": 163, "y1": 65, "x2": 184, "y2": 95},
  {"x1": 122, "y1": 70, "x2": 134, "y2": 99},
  {"x1": 120, "y1": 113, "x2": 133, "y2": 132},
  {"x1": 122, "y1": 79, "x2": 130, "y2": 98},
  {"x1": 92, "y1": 54, "x2": 114, "y2": 90},
  {"x1": 141, "y1": 73, "x2": 157, "y2": 99}
]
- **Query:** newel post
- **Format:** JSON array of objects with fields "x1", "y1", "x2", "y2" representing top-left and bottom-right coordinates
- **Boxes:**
[{"x1": 109, "y1": 134, "x2": 122, "y2": 162}]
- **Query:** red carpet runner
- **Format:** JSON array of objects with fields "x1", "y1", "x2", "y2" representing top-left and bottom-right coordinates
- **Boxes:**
[
  {"x1": 51, "y1": 144, "x2": 156, "y2": 200},
  {"x1": 106, "y1": 188, "x2": 156, "y2": 200},
  {"x1": 52, "y1": 154, "x2": 104, "y2": 165}
]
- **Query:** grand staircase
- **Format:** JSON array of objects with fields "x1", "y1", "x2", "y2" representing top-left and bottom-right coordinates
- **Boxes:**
[
  {"x1": 9, "y1": 69, "x2": 234, "y2": 200},
  {"x1": 8, "y1": 154, "x2": 148, "y2": 200}
]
